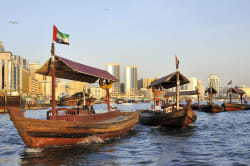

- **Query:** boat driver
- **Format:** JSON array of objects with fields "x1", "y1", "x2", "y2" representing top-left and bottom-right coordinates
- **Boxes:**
[{"x1": 82, "y1": 98, "x2": 95, "y2": 114}]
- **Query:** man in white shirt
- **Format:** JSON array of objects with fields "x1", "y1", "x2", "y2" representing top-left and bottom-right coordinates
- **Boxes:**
[{"x1": 154, "y1": 100, "x2": 162, "y2": 112}]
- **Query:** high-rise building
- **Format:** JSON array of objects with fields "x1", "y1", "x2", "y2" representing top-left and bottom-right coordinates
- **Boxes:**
[
  {"x1": 0, "y1": 42, "x2": 29, "y2": 96},
  {"x1": 0, "y1": 41, "x2": 4, "y2": 52},
  {"x1": 138, "y1": 78, "x2": 154, "y2": 90},
  {"x1": 187, "y1": 77, "x2": 198, "y2": 91},
  {"x1": 29, "y1": 63, "x2": 45, "y2": 97},
  {"x1": 124, "y1": 65, "x2": 137, "y2": 97},
  {"x1": 208, "y1": 74, "x2": 219, "y2": 97},
  {"x1": 137, "y1": 78, "x2": 154, "y2": 98},
  {"x1": 106, "y1": 64, "x2": 120, "y2": 96},
  {"x1": 197, "y1": 79, "x2": 204, "y2": 100}
]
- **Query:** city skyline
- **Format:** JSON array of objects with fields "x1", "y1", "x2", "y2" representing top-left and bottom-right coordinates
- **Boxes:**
[{"x1": 1, "y1": 1, "x2": 250, "y2": 87}]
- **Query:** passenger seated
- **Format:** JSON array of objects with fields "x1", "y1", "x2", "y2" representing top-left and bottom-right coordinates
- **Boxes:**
[
  {"x1": 81, "y1": 98, "x2": 96, "y2": 114},
  {"x1": 154, "y1": 100, "x2": 163, "y2": 112}
]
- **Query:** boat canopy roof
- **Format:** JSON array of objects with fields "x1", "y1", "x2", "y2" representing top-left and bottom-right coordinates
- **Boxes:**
[
  {"x1": 148, "y1": 71, "x2": 190, "y2": 89},
  {"x1": 205, "y1": 87, "x2": 217, "y2": 94},
  {"x1": 165, "y1": 90, "x2": 199, "y2": 97},
  {"x1": 36, "y1": 56, "x2": 118, "y2": 83},
  {"x1": 228, "y1": 88, "x2": 245, "y2": 95}
]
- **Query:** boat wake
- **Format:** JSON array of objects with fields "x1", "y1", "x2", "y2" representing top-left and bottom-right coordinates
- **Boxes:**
[
  {"x1": 78, "y1": 136, "x2": 104, "y2": 145},
  {"x1": 25, "y1": 148, "x2": 43, "y2": 153}
]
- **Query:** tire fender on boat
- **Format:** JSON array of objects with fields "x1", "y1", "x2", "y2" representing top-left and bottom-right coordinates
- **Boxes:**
[{"x1": 99, "y1": 78, "x2": 113, "y2": 90}]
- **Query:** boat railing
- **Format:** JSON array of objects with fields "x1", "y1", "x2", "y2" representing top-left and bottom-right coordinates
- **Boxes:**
[{"x1": 47, "y1": 108, "x2": 78, "y2": 121}]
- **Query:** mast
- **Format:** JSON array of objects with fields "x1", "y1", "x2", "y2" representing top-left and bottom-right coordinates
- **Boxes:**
[
  {"x1": 106, "y1": 89, "x2": 110, "y2": 112},
  {"x1": 51, "y1": 43, "x2": 56, "y2": 118},
  {"x1": 176, "y1": 69, "x2": 180, "y2": 111},
  {"x1": 229, "y1": 88, "x2": 232, "y2": 104}
]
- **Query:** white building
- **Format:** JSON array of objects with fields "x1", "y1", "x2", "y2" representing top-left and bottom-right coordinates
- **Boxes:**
[
  {"x1": 208, "y1": 74, "x2": 219, "y2": 97},
  {"x1": 0, "y1": 42, "x2": 29, "y2": 96},
  {"x1": 187, "y1": 77, "x2": 198, "y2": 91}
]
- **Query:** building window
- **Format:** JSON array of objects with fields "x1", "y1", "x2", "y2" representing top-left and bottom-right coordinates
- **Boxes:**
[
  {"x1": 2, "y1": 60, "x2": 4, "y2": 89},
  {"x1": 23, "y1": 59, "x2": 26, "y2": 67}
]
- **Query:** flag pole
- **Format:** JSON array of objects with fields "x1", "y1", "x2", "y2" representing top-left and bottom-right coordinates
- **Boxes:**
[
  {"x1": 175, "y1": 55, "x2": 180, "y2": 111},
  {"x1": 176, "y1": 69, "x2": 180, "y2": 111},
  {"x1": 51, "y1": 42, "x2": 56, "y2": 119}
]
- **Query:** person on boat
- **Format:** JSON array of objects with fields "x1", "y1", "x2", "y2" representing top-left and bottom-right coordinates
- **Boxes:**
[
  {"x1": 244, "y1": 95, "x2": 248, "y2": 104},
  {"x1": 154, "y1": 100, "x2": 163, "y2": 112},
  {"x1": 82, "y1": 98, "x2": 95, "y2": 114}
]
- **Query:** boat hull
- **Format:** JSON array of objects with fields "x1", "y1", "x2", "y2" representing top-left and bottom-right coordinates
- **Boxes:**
[
  {"x1": 139, "y1": 106, "x2": 196, "y2": 128},
  {"x1": 8, "y1": 107, "x2": 139, "y2": 148},
  {"x1": 200, "y1": 104, "x2": 223, "y2": 113},
  {"x1": 222, "y1": 103, "x2": 250, "y2": 111}
]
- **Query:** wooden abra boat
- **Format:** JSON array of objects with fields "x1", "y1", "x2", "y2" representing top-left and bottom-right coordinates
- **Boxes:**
[
  {"x1": 222, "y1": 88, "x2": 250, "y2": 111},
  {"x1": 9, "y1": 106, "x2": 138, "y2": 148},
  {"x1": 200, "y1": 87, "x2": 223, "y2": 113},
  {"x1": 140, "y1": 101, "x2": 196, "y2": 127},
  {"x1": 222, "y1": 103, "x2": 250, "y2": 111},
  {"x1": 8, "y1": 43, "x2": 139, "y2": 148},
  {"x1": 139, "y1": 62, "x2": 197, "y2": 128}
]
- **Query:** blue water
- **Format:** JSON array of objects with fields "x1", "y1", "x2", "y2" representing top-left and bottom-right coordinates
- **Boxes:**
[{"x1": 0, "y1": 103, "x2": 250, "y2": 166}]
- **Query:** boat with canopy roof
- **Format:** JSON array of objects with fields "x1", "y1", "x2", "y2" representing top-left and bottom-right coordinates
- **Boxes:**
[
  {"x1": 8, "y1": 43, "x2": 139, "y2": 148},
  {"x1": 200, "y1": 87, "x2": 223, "y2": 113},
  {"x1": 222, "y1": 88, "x2": 250, "y2": 111},
  {"x1": 139, "y1": 61, "x2": 197, "y2": 127}
]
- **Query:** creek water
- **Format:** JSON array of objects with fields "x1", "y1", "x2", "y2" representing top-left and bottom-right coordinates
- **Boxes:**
[{"x1": 0, "y1": 103, "x2": 249, "y2": 166}]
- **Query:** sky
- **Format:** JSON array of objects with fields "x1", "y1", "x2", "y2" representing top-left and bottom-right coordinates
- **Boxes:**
[{"x1": 1, "y1": 0, "x2": 250, "y2": 87}]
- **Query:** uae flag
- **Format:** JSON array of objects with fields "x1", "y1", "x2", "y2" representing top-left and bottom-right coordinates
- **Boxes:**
[
  {"x1": 227, "y1": 80, "x2": 232, "y2": 85},
  {"x1": 175, "y1": 54, "x2": 180, "y2": 69},
  {"x1": 53, "y1": 25, "x2": 69, "y2": 45}
]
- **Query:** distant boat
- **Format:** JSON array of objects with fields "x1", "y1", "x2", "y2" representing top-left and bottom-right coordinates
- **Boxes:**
[
  {"x1": 222, "y1": 88, "x2": 250, "y2": 111},
  {"x1": 115, "y1": 98, "x2": 124, "y2": 104},
  {"x1": 59, "y1": 92, "x2": 88, "y2": 106},
  {"x1": 142, "y1": 98, "x2": 152, "y2": 103},
  {"x1": 8, "y1": 43, "x2": 139, "y2": 148},
  {"x1": 139, "y1": 67, "x2": 197, "y2": 128},
  {"x1": 200, "y1": 87, "x2": 223, "y2": 113}
]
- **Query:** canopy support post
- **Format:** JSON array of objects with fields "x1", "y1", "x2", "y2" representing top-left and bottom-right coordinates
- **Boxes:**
[
  {"x1": 229, "y1": 89, "x2": 232, "y2": 104},
  {"x1": 106, "y1": 89, "x2": 110, "y2": 112},
  {"x1": 51, "y1": 43, "x2": 56, "y2": 119}
]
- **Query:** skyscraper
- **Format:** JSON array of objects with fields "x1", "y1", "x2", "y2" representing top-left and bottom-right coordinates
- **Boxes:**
[
  {"x1": 197, "y1": 79, "x2": 204, "y2": 100},
  {"x1": 0, "y1": 42, "x2": 29, "y2": 96},
  {"x1": 187, "y1": 77, "x2": 198, "y2": 91},
  {"x1": 106, "y1": 64, "x2": 120, "y2": 96},
  {"x1": 124, "y1": 65, "x2": 137, "y2": 97},
  {"x1": 208, "y1": 74, "x2": 219, "y2": 97},
  {"x1": 0, "y1": 41, "x2": 4, "y2": 52}
]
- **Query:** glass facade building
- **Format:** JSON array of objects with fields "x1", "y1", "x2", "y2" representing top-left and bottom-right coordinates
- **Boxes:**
[
  {"x1": 124, "y1": 65, "x2": 137, "y2": 96},
  {"x1": 106, "y1": 64, "x2": 120, "y2": 95}
]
